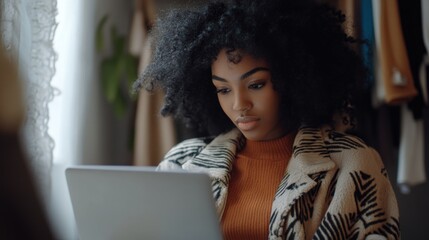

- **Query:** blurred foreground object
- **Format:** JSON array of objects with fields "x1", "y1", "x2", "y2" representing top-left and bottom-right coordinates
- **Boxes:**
[{"x1": 0, "y1": 44, "x2": 55, "y2": 239}]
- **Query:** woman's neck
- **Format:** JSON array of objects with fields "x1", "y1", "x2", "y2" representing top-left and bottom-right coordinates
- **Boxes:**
[{"x1": 239, "y1": 131, "x2": 297, "y2": 161}]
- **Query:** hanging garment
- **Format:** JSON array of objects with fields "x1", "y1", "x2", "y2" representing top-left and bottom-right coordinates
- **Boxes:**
[
  {"x1": 372, "y1": 0, "x2": 418, "y2": 105},
  {"x1": 398, "y1": 0, "x2": 426, "y2": 119},
  {"x1": 371, "y1": 0, "x2": 386, "y2": 107},
  {"x1": 397, "y1": 104, "x2": 425, "y2": 193},
  {"x1": 419, "y1": 55, "x2": 429, "y2": 104},
  {"x1": 422, "y1": 0, "x2": 429, "y2": 53},
  {"x1": 395, "y1": 0, "x2": 427, "y2": 193},
  {"x1": 361, "y1": 0, "x2": 375, "y2": 88},
  {"x1": 421, "y1": 0, "x2": 429, "y2": 105}
]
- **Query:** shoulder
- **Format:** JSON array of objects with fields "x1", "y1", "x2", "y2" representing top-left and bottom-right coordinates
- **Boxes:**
[
  {"x1": 158, "y1": 128, "x2": 243, "y2": 170},
  {"x1": 295, "y1": 126, "x2": 384, "y2": 172},
  {"x1": 158, "y1": 136, "x2": 214, "y2": 170},
  {"x1": 325, "y1": 129, "x2": 386, "y2": 175}
]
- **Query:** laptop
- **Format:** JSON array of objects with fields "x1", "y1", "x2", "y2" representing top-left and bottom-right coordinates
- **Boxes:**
[{"x1": 65, "y1": 165, "x2": 222, "y2": 240}]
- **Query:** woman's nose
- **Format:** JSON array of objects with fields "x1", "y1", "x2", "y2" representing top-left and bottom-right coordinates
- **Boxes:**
[{"x1": 232, "y1": 93, "x2": 252, "y2": 112}]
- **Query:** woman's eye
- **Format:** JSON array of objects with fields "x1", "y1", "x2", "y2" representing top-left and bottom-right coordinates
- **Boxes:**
[
  {"x1": 216, "y1": 88, "x2": 231, "y2": 95},
  {"x1": 249, "y1": 82, "x2": 265, "y2": 90}
]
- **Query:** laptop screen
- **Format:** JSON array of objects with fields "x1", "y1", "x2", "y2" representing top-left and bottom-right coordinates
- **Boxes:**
[{"x1": 66, "y1": 165, "x2": 222, "y2": 240}]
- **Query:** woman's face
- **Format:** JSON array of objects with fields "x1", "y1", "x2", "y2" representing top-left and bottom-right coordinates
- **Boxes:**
[{"x1": 211, "y1": 49, "x2": 285, "y2": 141}]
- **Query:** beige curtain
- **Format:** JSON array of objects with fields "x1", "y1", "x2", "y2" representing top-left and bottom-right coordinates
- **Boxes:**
[{"x1": 130, "y1": 0, "x2": 176, "y2": 166}]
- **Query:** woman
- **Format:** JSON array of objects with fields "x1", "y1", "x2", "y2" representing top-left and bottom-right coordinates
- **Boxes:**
[{"x1": 134, "y1": 0, "x2": 400, "y2": 239}]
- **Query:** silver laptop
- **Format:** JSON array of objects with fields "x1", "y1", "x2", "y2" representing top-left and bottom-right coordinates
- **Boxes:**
[{"x1": 65, "y1": 165, "x2": 222, "y2": 240}]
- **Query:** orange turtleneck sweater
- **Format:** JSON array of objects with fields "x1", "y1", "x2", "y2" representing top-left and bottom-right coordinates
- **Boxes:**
[{"x1": 221, "y1": 132, "x2": 295, "y2": 240}]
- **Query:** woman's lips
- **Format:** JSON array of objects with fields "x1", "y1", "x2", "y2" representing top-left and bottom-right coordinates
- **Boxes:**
[{"x1": 235, "y1": 116, "x2": 260, "y2": 131}]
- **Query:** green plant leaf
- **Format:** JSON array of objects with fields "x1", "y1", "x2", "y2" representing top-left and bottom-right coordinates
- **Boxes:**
[
  {"x1": 113, "y1": 90, "x2": 127, "y2": 116},
  {"x1": 111, "y1": 28, "x2": 126, "y2": 57},
  {"x1": 98, "y1": 17, "x2": 139, "y2": 117},
  {"x1": 116, "y1": 54, "x2": 127, "y2": 80},
  {"x1": 110, "y1": 25, "x2": 117, "y2": 41},
  {"x1": 101, "y1": 58, "x2": 120, "y2": 102},
  {"x1": 96, "y1": 15, "x2": 109, "y2": 52}
]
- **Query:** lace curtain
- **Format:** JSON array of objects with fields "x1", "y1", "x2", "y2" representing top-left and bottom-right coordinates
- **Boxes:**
[{"x1": 1, "y1": 0, "x2": 58, "y2": 198}]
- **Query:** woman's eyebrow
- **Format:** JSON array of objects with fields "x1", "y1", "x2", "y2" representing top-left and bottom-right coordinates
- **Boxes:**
[
  {"x1": 240, "y1": 67, "x2": 270, "y2": 80},
  {"x1": 212, "y1": 67, "x2": 270, "y2": 82},
  {"x1": 212, "y1": 75, "x2": 227, "y2": 82}
]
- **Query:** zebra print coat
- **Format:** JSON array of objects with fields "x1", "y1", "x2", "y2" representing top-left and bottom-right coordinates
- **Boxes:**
[{"x1": 158, "y1": 126, "x2": 400, "y2": 240}]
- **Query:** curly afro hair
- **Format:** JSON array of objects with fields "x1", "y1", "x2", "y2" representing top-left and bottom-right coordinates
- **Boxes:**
[{"x1": 134, "y1": 0, "x2": 367, "y2": 136}]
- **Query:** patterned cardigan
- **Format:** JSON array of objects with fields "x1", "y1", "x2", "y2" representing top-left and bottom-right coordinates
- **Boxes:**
[{"x1": 157, "y1": 126, "x2": 400, "y2": 240}]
